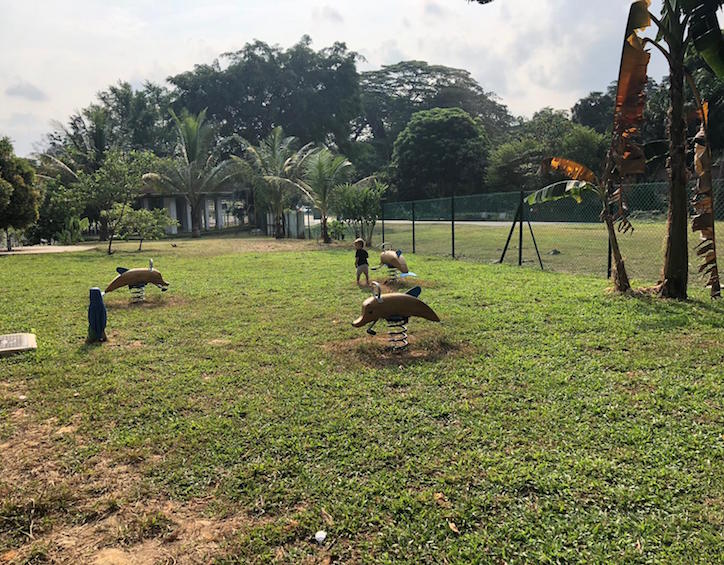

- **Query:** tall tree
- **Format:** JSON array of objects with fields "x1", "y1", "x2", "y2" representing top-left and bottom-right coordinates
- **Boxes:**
[
  {"x1": 391, "y1": 107, "x2": 489, "y2": 200},
  {"x1": 0, "y1": 138, "x2": 41, "y2": 251},
  {"x1": 143, "y1": 109, "x2": 244, "y2": 238},
  {"x1": 571, "y1": 91, "x2": 615, "y2": 134},
  {"x1": 170, "y1": 37, "x2": 361, "y2": 150},
  {"x1": 355, "y1": 61, "x2": 512, "y2": 167}
]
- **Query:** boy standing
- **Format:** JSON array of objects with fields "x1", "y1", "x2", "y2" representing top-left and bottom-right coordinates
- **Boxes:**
[{"x1": 354, "y1": 238, "x2": 369, "y2": 286}]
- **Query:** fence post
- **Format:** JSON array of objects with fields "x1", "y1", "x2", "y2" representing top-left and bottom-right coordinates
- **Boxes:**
[
  {"x1": 411, "y1": 201, "x2": 416, "y2": 254},
  {"x1": 518, "y1": 190, "x2": 523, "y2": 266},
  {"x1": 381, "y1": 200, "x2": 385, "y2": 244},
  {"x1": 607, "y1": 238, "x2": 612, "y2": 279},
  {"x1": 451, "y1": 191, "x2": 456, "y2": 259}
]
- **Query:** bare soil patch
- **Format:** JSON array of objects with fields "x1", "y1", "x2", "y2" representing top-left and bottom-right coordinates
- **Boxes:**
[
  {"x1": 0, "y1": 412, "x2": 254, "y2": 564},
  {"x1": 326, "y1": 329, "x2": 467, "y2": 369}
]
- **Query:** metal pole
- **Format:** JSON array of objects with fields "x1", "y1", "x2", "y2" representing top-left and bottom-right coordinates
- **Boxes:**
[
  {"x1": 518, "y1": 190, "x2": 523, "y2": 266},
  {"x1": 527, "y1": 218, "x2": 544, "y2": 270},
  {"x1": 451, "y1": 191, "x2": 456, "y2": 259},
  {"x1": 381, "y1": 200, "x2": 385, "y2": 244},
  {"x1": 411, "y1": 201, "x2": 416, "y2": 254},
  {"x1": 607, "y1": 236, "x2": 613, "y2": 279},
  {"x1": 499, "y1": 204, "x2": 521, "y2": 264}
]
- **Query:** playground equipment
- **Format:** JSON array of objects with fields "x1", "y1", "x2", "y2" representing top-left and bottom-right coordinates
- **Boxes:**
[
  {"x1": 352, "y1": 282, "x2": 440, "y2": 351},
  {"x1": 87, "y1": 287, "x2": 107, "y2": 342},
  {"x1": 105, "y1": 259, "x2": 169, "y2": 303},
  {"x1": 375, "y1": 244, "x2": 416, "y2": 280}
]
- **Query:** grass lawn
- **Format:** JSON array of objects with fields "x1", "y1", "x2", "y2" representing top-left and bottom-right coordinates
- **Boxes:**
[
  {"x1": 1, "y1": 237, "x2": 723, "y2": 563},
  {"x1": 378, "y1": 221, "x2": 724, "y2": 286}
]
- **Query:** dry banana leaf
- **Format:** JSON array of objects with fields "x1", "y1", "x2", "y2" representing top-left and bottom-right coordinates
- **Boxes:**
[
  {"x1": 691, "y1": 111, "x2": 721, "y2": 298},
  {"x1": 543, "y1": 157, "x2": 599, "y2": 184}
]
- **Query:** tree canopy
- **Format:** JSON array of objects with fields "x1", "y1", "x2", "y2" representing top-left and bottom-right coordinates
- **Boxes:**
[
  {"x1": 0, "y1": 137, "x2": 41, "y2": 250},
  {"x1": 170, "y1": 36, "x2": 361, "y2": 150},
  {"x1": 391, "y1": 107, "x2": 489, "y2": 200}
]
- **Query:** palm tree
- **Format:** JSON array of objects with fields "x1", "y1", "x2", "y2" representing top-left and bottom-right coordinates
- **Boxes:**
[
  {"x1": 143, "y1": 109, "x2": 243, "y2": 237},
  {"x1": 235, "y1": 127, "x2": 315, "y2": 239},
  {"x1": 299, "y1": 149, "x2": 352, "y2": 243}
]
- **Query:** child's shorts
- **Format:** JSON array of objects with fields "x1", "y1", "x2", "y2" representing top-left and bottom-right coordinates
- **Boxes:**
[{"x1": 356, "y1": 264, "x2": 369, "y2": 276}]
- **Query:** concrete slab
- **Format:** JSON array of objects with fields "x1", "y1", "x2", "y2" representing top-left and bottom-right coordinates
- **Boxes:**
[{"x1": 0, "y1": 333, "x2": 37, "y2": 357}]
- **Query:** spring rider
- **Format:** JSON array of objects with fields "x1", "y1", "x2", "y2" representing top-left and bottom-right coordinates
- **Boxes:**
[
  {"x1": 352, "y1": 282, "x2": 440, "y2": 351},
  {"x1": 105, "y1": 259, "x2": 169, "y2": 303}
]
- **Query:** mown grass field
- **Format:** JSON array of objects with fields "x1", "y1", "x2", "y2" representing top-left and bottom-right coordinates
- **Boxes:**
[
  {"x1": 377, "y1": 221, "x2": 724, "y2": 286},
  {"x1": 1, "y1": 237, "x2": 723, "y2": 563}
]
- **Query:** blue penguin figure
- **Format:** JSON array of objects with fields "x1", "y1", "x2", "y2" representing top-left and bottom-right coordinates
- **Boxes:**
[{"x1": 88, "y1": 287, "x2": 107, "y2": 342}]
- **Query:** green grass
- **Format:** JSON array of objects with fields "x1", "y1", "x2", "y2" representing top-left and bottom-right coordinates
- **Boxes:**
[
  {"x1": 377, "y1": 221, "x2": 724, "y2": 286},
  {"x1": 1, "y1": 237, "x2": 723, "y2": 563}
]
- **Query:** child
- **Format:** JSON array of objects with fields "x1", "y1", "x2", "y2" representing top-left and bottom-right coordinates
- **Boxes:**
[{"x1": 354, "y1": 238, "x2": 369, "y2": 286}]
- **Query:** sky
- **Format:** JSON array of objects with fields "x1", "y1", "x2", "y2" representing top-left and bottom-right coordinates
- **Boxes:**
[{"x1": 0, "y1": 0, "x2": 720, "y2": 156}]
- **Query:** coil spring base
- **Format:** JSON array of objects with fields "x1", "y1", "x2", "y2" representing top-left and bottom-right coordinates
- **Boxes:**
[
  {"x1": 130, "y1": 286, "x2": 145, "y2": 303},
  {"x1": 386, "y1": 319, "x2": 408, "y2": 352}
]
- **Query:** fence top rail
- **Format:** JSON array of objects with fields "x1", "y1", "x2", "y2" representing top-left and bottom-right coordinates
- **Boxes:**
[{"x1": 383, "y1": 179, "x2": 724, "y2": 208}]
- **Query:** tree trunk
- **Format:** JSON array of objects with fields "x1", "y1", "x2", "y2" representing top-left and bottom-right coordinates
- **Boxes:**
[
  {"x1": 99, "y1": 216, "x2": 109, "y2": 241},
  {"x1": 275, "y1": 211, "x2": 284, "y2": 239},
  {"x1": 191, "y1": 203, "x2": 202, "y2": 238},
  {"x1": 603, "y1": 212, "x2": 631, "y2": 292},
  {"x1": 107, "y1": 234, "x2": 114, "y2": 255},
  {"x1": 138, "y1": 238, "x2": 143, "y2": 251},
  {"x1": 321, "y1": 215, "x2": 331, "y2": 244},
  {"x1": 659, "y1": 41, "x2": 689, "y2": 299},
  {"x1": 5, "y1": 229, "x2": 11, "y2": 252}
]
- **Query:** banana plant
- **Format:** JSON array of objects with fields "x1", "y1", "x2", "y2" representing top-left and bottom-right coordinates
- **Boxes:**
[
  {"x1": 526, "y1": 158, "x2": 632, "y2": 292},
  {"x1": 637, "y1": 0, "x2": 724, "y2": 298}
]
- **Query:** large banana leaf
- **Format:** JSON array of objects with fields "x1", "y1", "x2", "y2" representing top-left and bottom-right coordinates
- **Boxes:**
[
  {"x1": 610, "y1": 1, "x2": 651, "y2": 178},
  {"x1": 525, "y1": 180, "x2": 596, "y2": 206},
  {"x1": 682, "y1": 0, "x2": 724, "y2": 77}
]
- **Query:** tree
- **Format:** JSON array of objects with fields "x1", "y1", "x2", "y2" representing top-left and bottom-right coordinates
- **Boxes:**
[
  {"x1": 572, "y1": 91, "x2": 615, "y2": 134},
  {"x1": 235, "y1": 127, "x2": 314, "y2": 238},
  {"x1": 143, "y1": 109, "x2": 245, "y2": 238},
  {"x1": 635, "y1": 0, "x2": 724, "y2": 299},
  {"x1": 391, "y1": 107, "x2": 489, "y2": 200},
  {"x1": 115, "y1": 206, "x2": 178, "y2": 251},
  {"x1": 25, "y1": 178, "x2": 84, "y2": 244},
  {"x1": 486, "y1": 138, "x2": 545, "y2": 193},
  {"x1": 333, "y1": 180, "x2": 387, "y2": 246},
  {"x1": 0, "y1": 138, "x2": 41, "y2": 251},
  {"x1": 355, "y1": 61, "x2": 512, "y2": 167},
  {"x1": 300, "y1": 149, "x2": 352, "y2": 243},
  {"x1": 79, "y1": 150, "x2": 158, "y2": 254},
  {"x1": 170, "y1": 37, "x2": 361, "y2": 150}
]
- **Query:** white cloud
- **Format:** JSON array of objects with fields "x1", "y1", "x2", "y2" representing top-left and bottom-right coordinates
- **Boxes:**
[{"x1": 5, "y1": 82, "x2": 48, "y2": 102}]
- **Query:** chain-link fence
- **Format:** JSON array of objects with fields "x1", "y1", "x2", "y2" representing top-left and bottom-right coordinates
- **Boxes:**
[{"x1": 376, "y1": 180, "x2": 724, "y2": 285}]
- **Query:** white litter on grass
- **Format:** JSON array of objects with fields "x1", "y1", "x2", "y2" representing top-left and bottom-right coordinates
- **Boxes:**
[{"x1": 315, "y1": 530, "x2": 327, "y2": 544}]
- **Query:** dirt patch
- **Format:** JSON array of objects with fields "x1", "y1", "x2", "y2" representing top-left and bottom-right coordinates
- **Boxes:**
[
  {"x1": 104, "y1": 294, "x2": 188, "y2": 311},
  {"x1": 0, "y1": 245, "x2": 97, "y2": 256},
  {"x1": 326, "y1": 329, "x2": 467, "y2": 369},
  {"x1": 208, "y1": 338, "x2": 232, "y2": 347},
  {"x1": 0, "y1": 412, "x2": 255, "y2": 564}
]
